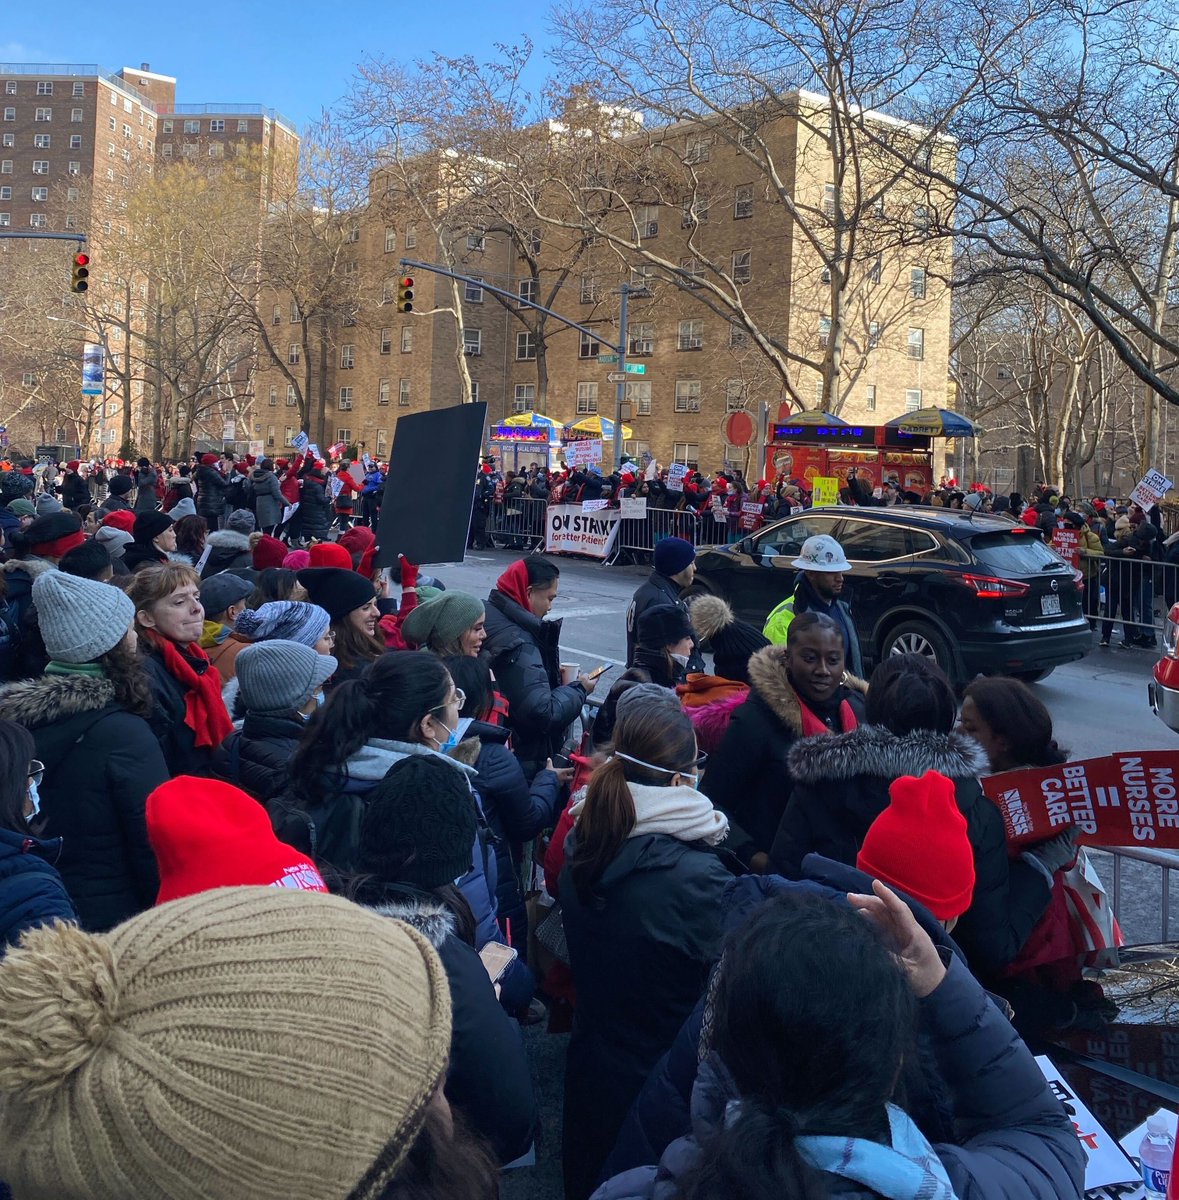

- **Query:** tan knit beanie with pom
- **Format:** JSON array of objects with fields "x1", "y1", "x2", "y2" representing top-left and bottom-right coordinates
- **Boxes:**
[{"x1": 0, "y1": 887, "x2": 451, "y2": 1200}]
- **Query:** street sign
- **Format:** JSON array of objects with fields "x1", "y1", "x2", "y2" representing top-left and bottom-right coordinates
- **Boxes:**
[
  {"x1": 624, "y1": 363, "x2": 646, "y2": 375},
  {"x1": 607, "y1": 372, "x2": 628, "y2": 382},
  {"x1": 598, "y1": 353, "x2": 619, "y2": 364}
]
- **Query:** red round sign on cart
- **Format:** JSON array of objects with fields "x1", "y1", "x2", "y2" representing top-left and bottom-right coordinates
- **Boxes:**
[
  {"x1": 725, "y1": 410, "x2": 755, "y2": 447},
  {"x1": 777, "y1": 401, "x2": 794, "y2": 421}
]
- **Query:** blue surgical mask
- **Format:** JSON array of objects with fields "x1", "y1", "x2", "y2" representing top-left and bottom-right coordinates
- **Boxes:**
[
  {"x1": 25, "y1": 778, "x2": 40, "y2": 824},
  {"x1": 434, "y1": 718, "x2": 460, "y2": 754}
]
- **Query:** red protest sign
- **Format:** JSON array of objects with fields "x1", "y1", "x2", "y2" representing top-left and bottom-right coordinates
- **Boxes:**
[
  {"x1": 982, "y1": 752, "x2": 1179, "y2": 849},
  {"x1": 1051, "y1": 523, "x2": 1081, "y2": 569}
]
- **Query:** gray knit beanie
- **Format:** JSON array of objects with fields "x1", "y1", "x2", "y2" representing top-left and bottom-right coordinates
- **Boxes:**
[
  {"x1": 94, "y1": 526, "x2": 133, "y2": 560},
  {"x1": 233, "y1": 600, "x2": 331, "y2": 647},
  {"x1": 235, "y1": 640, "x2": 337, "y2": 715},
  {"x1": 400, "y1": 592, "x2": 484, "y2": 651},
  {"x1": 34, "y1": 493, "x2": 63, "y2": 517},
  {"x1": 32, "y1": 569, "x2": 134, "y2": 663},
  {"x1": 226, "y1": 509, "x2": 256, "y2": 535}
]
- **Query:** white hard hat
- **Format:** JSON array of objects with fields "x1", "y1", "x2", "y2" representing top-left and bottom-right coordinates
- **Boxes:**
[{"x1": 791, "y1": 534, "x2": 851, "y2": 573}]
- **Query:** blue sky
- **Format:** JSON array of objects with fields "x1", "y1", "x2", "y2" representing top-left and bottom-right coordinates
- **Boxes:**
[{"x1": 0, "y1": 1, "x2": 554, "y2": 130}]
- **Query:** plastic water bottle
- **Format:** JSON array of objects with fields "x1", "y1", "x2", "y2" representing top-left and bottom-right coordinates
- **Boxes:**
[{"x1": 1140, "y1": 1115, "x2": 1174, "y2": 1199}]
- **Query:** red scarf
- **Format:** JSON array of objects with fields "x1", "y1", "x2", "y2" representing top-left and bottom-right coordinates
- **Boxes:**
[
  {"x1": 496, "y1": 560, "x2": 533, "y2": 611},
  {"x1": 145, "y1": 630, "x2": 234, "y2": 748},
  {"x1": 798, "y1": 697, "x2": 859, "y2": 738}
]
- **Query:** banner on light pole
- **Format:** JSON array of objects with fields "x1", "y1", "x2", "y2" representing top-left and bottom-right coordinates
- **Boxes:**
[{"x1": 81, "y1": 344, "x2": 104, "y2": 397}]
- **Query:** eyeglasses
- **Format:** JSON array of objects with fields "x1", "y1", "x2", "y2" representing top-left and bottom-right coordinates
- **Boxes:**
[
  {"x1": 28, "y1": 760, "x2": 43, "y2": 787},
  {"x1": 431, "y1": 687, "x2": 465, "y2": 714}
]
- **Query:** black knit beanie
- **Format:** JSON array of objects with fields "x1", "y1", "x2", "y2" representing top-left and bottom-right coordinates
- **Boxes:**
[{"x1": 358, "y1": 756, "x2": 476, "y2": 888}]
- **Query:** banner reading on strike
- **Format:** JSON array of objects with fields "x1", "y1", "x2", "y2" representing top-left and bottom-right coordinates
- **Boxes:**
[
  {"x1": 982, "y1": 751, "x2": 1179, "y2": 849},
  {"x1": 545, "y1": 503, "x2": 620, "y2": 559}
]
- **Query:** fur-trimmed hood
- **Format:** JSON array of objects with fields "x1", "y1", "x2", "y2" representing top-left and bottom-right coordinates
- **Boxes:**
[
  {"x1": 0, "y1": 556, "x2": 55, "y2": 582},
  {"x1": 205, "y1": 528, "x2": 251, "y2": 552},
  {"x1": 367, "y1": 895, "x2": 456, "y2": 948},
  {"x1": 788, "y1": 723, "x2": 989, "y2": 784},
  {"x1": 0, "y1": 672, "x2": 118, "y2": 729},
  {"x1": 745, "y1": 643, "x2": 867, "y2": 734}
]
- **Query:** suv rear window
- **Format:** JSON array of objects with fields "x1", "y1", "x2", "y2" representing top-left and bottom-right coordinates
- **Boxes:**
[{"x1": 969, "y1": 531, "x2": 1065, "y2": 575}]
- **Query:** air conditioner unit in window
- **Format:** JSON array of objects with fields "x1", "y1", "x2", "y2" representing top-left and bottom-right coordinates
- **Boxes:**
[
  {"x1": 631, "y1": 340, "x2": 653, "y2": 355},
  {"x1": 464, "y1": 346, "x2": 481, "y2": 356},
  {"x1": 687, "y1": 400, "x2": 701, "y2": 412},
  {"x1": 679, "y1": 337, "x2": 703, "y2": 350},
  {"x1": 644, "y1": 221, "x2": 658, "y2": 236}
]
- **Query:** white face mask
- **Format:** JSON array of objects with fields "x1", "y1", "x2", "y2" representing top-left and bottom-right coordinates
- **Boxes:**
[
  {"x1": 26, "y1": 777, "x2": 40, "y2": 824},
  {"x1": 613, "y1": 751, "x2": 698, "y2": 790},
  {"x1": 670, "y1": 652, "x2": 691, "y2": 668}
]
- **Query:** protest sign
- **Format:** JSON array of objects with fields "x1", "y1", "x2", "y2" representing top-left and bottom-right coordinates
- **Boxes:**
[
  {"x1": 248, "y1": 440, "x2": 264, "y2": 457},
  {"x1": 329, "y1": 475, "x2": 344, "y2": 499},
  {"x1": 1131, "y1": 468, "x2": 1173, "y2": 511},
  {"x1": 667, "y1": 462, "x2": 688, "y2": 492},
  {"x1": 347, "y1": 462, "x2": 364, "y2": 487},
  {"x1": 620, "y1": 496, "x2": 648, "y2": 519},
  {"x1": 307, "y1": 443, "x2": 320, "y2": 462},
  {"x1": 328, "y1": 440, "x2": 347, "y2": 459},
  {"x1": 739, "y1": 501, "x2": 764, "y2": 532},
  {"x1": 1051, "y1": 523, "x2": 1081, "y2": 569},
  {"x1": 812, "y1": 476, "x2": 841, "y2": 506},
  {"x1": 545, "y1": 503, "x2": 620, "y2": 558},
  {"x1": 361, "y1": 452, "x2": 373, "y2": 471},
  {"x1": 581, "y1": 499, "x2": 609, "y2": 512},
  {"x1": 566, "y1": 439, "x2": 603, "y2": 468},
  {"x1": 291, "y1": 431, "x2": 310, "y2": 454},
  {"x1": 1036, "y1": 1057, "x2": 1139, "y2": 1193},
  {"x1": 981, "y1": 751, "x2": 1179, "y2": 849}
]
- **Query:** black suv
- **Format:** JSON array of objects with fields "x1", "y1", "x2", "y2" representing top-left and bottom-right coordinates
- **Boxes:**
[{"x1": 691, "y1": 507, "x2": 1091, "y2": 684}]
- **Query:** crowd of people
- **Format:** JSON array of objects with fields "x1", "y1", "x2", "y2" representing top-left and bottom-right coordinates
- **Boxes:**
[{"x1": 0, "y1": 452, "x2": 1103, "y2": 1200}]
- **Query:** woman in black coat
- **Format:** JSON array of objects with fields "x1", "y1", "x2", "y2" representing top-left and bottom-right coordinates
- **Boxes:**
[
  {"x1": 0, "y1": 719, "x2": 76, "y2": 951},
  {"x1": 770, "y1": 654, "x2": 1052, "y2": 978},
  {"x1": 132, "y1": 458, "x2": 160, "y2": 512},
  {"x1": 194, "y1": 454, "x2": 228, "y2": 530},
  {"x1": 298, "y1": 469, "x2": 333, "y2": 542},
  {"x1": 0, "y1": 571, "x2": 168, "y2": 932},
  {"x1": 701, "y1": 613, "x2": 866, "y2": 868}
]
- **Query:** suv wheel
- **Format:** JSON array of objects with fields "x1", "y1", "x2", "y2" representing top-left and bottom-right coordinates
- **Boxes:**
[{"x1": 883, "y1": 620, "x2": 954, "y2": 678}]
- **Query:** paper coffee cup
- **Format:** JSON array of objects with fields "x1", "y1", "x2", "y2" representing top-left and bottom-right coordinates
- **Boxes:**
[{"x1": 560, "y1": 662, "x2": 579, "y2": 685}]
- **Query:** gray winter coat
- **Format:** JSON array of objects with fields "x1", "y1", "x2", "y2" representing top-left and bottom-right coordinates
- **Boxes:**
[{"x1": 249, "y1": 466, "x2": 284, "y2": 528}]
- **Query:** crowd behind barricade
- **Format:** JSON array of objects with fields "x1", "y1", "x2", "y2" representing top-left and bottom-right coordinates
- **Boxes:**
[{"x1": 0, "y1": 447, "x2": 1135, "y2": 1200}]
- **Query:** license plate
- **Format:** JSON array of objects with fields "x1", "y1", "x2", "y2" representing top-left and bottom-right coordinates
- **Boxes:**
[{"x1": 1041, "y1": 594, "x2": 1062, "y2": 616}]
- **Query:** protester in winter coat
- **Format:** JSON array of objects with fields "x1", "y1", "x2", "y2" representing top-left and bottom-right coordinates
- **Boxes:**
[
  {"x1": 444, "y1": 654, "x2": 568, "y2": 950},
  {"x1": 592, "y1": 886, "x2": 1084, "y2": 1200},
  {"x1": 702, "y1": 612, "x2": 866, "y2": 868},
  {"x1": 298, "y1": 467, "x2": 333, "y2": 542},
  {"x1": 560, "y1": 691, "x2": 736, "y2": 1200},
  {"x1": 247, "y1": 459, "x2": 284, "y2": 532},
  {"x1": 200, "y1": 508, "x2": 255, "y2": 578},
  {"x1": 132, "y1": 458, "x2": 160, "y2": 512},
  {"x1": 353, "y1": 757, "x2": 539, "y2": 1162},
  {"x1": 633, "y1": 604, "x2": 694, "y2": 690},
  {"x1": 212, "y1": 641, "x2": 337, "y2": 802},
  {"x1": 626, "y1": 537, "x2": 704, "y2": 671},
  {"x1": 296, "y1": 566, "x2": 382, "y2": 686},
  {"x1": 359, "y1": 462, "x2": 384, "y2": 527},
  {"x1": 958, "y1": 676, "x2": 1069, "y2": 774},
  {"x1": 160, "y1": 465, "x2": 194, "y2": 513},
  {"x1": 0, "y1": 571, "x2": 167, "y2": 931},
  {"x1": 0, "y1": 888, "x2": 499, "y2": 1200},
  {"x1": 122, "y1": 510, "x2": 175, "y2": 572},
  {"x1": 194, "y1": 453, "x2": 228, "y2": 530},
  {"x1": 128, "y1": 563, "x2": 234, "y2": 777},
  {"x1": 96, "y1": 472, "x2": 134, "y2": 515},
  {"x1": 481, "y1": 557, "x2": 595, "y2": 779},
  {"x1": 58, "y1": 461, "x2": 90, "y2": 511},
  {"x1": 402, "y1": 591, "x2": 487, "y2": 656},
  {"x1": 197, "y1": 572, "x2": 255, "y2": 685},
  {"x1": 0, "y1": 719, "x2": 76, "y2": 951}
]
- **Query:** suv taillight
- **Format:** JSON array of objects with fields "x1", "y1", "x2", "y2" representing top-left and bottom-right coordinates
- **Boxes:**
[
  {"x1": 955, "y1": 573, "x2": 1031, "y2": 599},
  {"x1": 1165, "y1": 606, "x2": 1179, "y2": 658},
  {"x1": 1072, "y1": 568, "x2": 1085, "y2": 593}
]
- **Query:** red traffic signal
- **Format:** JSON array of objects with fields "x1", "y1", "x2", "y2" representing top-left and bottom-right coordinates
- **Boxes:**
[
  {"x1": 70, "y1": 251, "x2": 90, "y2": 293},
  {"x1": 397, "y1": 276, "x2": 414, "y2": 313}
]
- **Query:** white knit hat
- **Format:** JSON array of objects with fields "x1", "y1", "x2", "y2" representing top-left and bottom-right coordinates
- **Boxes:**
[{"x1": 32, "y1": 569, "x2": 134, "y2": 663}]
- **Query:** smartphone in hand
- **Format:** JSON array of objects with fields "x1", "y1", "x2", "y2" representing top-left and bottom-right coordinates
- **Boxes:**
[{"x1": 478, "y1": 942, "x2": 519, "y2": 985}]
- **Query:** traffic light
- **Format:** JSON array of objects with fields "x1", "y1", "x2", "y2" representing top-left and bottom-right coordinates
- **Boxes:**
[
  {"x1": 396, "y1": 276, "x2": 414, "y2": 313},
  {"x1": 70, "y1": 251, "x2": 90, "y2": 294}
]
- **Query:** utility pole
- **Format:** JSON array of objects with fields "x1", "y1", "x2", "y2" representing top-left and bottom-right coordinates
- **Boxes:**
[{"x1": 612, "y1": 282, "x2": 630, "y2": 472}]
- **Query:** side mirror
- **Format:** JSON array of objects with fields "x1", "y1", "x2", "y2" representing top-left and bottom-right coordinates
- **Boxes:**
[{"x1": 739, "y1": 537, "x2": 756, "y2": 557}]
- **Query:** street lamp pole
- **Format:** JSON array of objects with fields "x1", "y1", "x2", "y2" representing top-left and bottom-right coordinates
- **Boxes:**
[{"x1": 612, "y1": 282, "x2": 630, "y2": 472}]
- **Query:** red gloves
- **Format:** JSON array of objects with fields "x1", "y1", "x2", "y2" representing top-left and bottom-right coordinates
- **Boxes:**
[{"x1": 399, "y1": 554, "x2": 419, "y2": 591}]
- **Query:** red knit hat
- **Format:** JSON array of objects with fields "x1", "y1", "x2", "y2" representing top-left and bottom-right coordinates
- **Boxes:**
[
  {"x1": 66, "y1": 460, "x2": 80, "y2": 472},
  {"x1": 309, "y1": 541, "x2": 354, "y2": 570},
  {"x1": 100, "y1": 510, "x2": 137, "y2": 533},
  {"x1": 200, "y1": 453, "x2": 219, "y2": 466},
  {"x1": 252, "y1": 533, "x2": 288, "y2": 572},
  {"x1": 147, "y1": 776, "x2": 328, "y2": 905},
  {"x1": 856, "y1": 771, "x2": 976, "y2": 921}
]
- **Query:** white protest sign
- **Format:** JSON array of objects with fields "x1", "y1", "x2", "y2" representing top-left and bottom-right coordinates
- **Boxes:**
[
  {"x1": 1131, "y1": 468, "x2": 1173, "y2": 511},
  {"x1": 1035, "y1": 1057, "x2": 1140, "y2": 1193},
  {"x1": 667, "y1": 462, "x2": 688, "y2": 492},
  {"x1": 361, "y1": 452, "x2": 373, "y2": 470},
  {"x1": 545, "y1": 503, "x2": 621, "y2": 558},
  {"x1": 620, "y1": 496, "x2": 648, "y2": 519},
  {"x1": 307, "y1": 443, "x2": 320, "y2": 462},
  {"x1": 566, "y1": 439, "x2": 603, "y2": 469},
  {"x1": 291, "y1": 431, "x2": 310, "y2": 453},
  {"x1": 581, "y1": 499, "x2": 609, "y2": 512},
  {"x1": 329, "y1": 475, "x2": 344, "y2": 499}
]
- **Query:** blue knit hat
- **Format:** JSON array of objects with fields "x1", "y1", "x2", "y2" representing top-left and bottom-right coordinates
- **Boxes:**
[
  {"x1": 233, "y1": 600, "x2": 331, "y2": 647},
  {"x1": 653, "y1": 536, "x2": 696, "y2": 577}
]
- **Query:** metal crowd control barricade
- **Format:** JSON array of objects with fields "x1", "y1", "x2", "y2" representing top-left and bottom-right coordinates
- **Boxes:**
[
  {"x1": 611, "y1": 506, "x2": 715, "y2": 565},
  {"x1": 1083, "y1": 550, "x2": 1179, "y2": 646},
  {"x1": 486, "y1": 497, "x2": 548, "y2": 553},
  {"x1": 1091, "y1": 845, "x2": 1179, "y2": 941}
]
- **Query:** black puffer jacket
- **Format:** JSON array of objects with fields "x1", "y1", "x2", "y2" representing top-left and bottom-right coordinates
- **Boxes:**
[
  {"x1": 142, "y1": 647, "x2": 223, "y2": 777},
  {"x1": 0, "y1": 826, "x2": 76, "y2": 951},
  {"x1": 700, "y1": 643, "x2": 867, "y2": 864},
  {"x1": 770, "y1": 725, "x2": 1052, "y2": 976},
  {"x1": 211, "y1": 711, "x2": 304, "y2": 802},
  {"x1": 299, "y1": 475, "x2": 333, "y2": 540},
  {"x1": 59, "y1": 471, "x2": 90, "y2": 511},
  {"x1": 0, "y1": 673, "x2": 168, "y2": 931},
  {"x1": 481, "y1": 589, "x2": 586, "y2": 778},
  {"x1": 363, "y1": 888, "x2": 538, "y2": 1164},
  {"x1": 199, "y1": 529, "x2": 253, "y2": 578},
  {"x1": 626, "y1": 571, "x2": 704, "y2": 672},
  {"x1": 248, "y1": 466, "x2": 284, "y2": 528},
  {"x1": 195, "y1": 462, "x2": 228, "y2": 520}
]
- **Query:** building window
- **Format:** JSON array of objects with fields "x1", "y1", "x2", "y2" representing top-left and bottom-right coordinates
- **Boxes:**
[
  {"x1": 2, "y1": 109, "x2": 14, "y2": 122},
  {"x1": 576, "y1": 382, "x2": 599, "y2": 414},
  {"x1": 183, "y1": 119, "x2": 199, "y2": 134},
  {"x1": 913, "y1": 204, "x2": 930, "y2": 232},
  {"x1": 578, "y1": 330, "x2": 600, "y2": 358},
  {"x1": 33, "y1": 134, "x2": 50, "y2": 149},
  {"x1": 382, "y1": 226, "x2": 397, "y2": 253},
  {"x1": 907, "y1": 327, "x2": 925, "y2": 359},
  {"x1": 580, "y1": 274, "x2": 601, "y2": 304},
  {"x1": 376, "y1": 427, "x2": 388, "y2": 454},
  {"x1": 868, "y1": 321, "x2": 881, "y2": 349},
  {"x1": 340, "y1": 344, "x2": 355, "y2": 369},
  {"x1": 108, "y1": 116, "x2": 117, "y2": 132},
  {"x1": 69, "y1": 133, "x2": 81, "y2": 148},
  {"x1": 28, "y1": 213, "x2": 47, "y2": 228},
  {"x1": 162, "y1": 119, "x2": 173, "y2": 133},
  {"x1": 818, "y1": 316, "x2": 832, "y2": 348},
  {"x1": 378, "y1": 379, "x2": 390, "y2": 405},
  {"x1": 910, "y1": 266, "x2": 927, "y2": 299},
  {"x1": 267, "y1": 386, "x2": 277, "y2": 407},
  {"x1": 732, "y1": 250, "x2": 752, "y2": 284},
  {"x1": 3, "y1": 83, "x2": 13, "y2": 94},
  {"x1": 629, "y1": 323, "x2": 654, "y2": 355},
  {"x1": 66, "y1": 185, "x2": 78, "y2": 201},
  {"x1": 30, "y1": 186, "x2": 48, "y2": 201},
  {"x1": 380, "y1": 328, "x2": 391, "y2": 354},
  {"x1": 738, "y1": 124, "x2": 757, "y2": 150},
  {"x1": 867, "y1": 253, "x2": 882, "y2": 284},
  {"x1": 673, "y1": 443, "x2": 700, "y2": 464},
  {"x1": 64, "y1": 213, "x2": 75, "y2": 228},
  {"x1": 681, "y1": 197, "x2": 710, "y2": 225},
  {"x1": 627, "y1": 380, "x2": 652, "y2": 415},
  {"x1": 463, "y1": 329, "x2": 482, "y2": 356},
  {"x1": 266, "y1": 425, "x2": 276, "y2": 447},
  {"x1": 1, "y1": 134, "x2": 9, "y2": 147},
  {"x1": 34, "y1": 107, "x2": 51, "y2": 122},
  {"x1": 286, "y1": 385, "x2": 297, "y2": 406},
  {"x1": 905, "y1": 388, "x2": 923, "y2": 412},
  {"x1": 513, "y1": 383, "x2": 536, "y2": 413},
  {"x1": 679, "y1": 257, "x2": 703, "y2": 288},
  {"x1": 161, "y1": 143, "x2": 172, "y2": 158},
  {"x1": 677, "y1": 319, "x2": 704, "y2": 350},
  {"x1": 0, "y1": 187, "x2": 8, "y2": 199},
  {"x1": 866, "y1": 384, "x2": 877, "y2": 411},
  {"x1": 516, "y1": 277, "x2": 538, "y2": 306},
  {"x1": 725, "y1": 379, "x2": 747, "y2": 411},
  {"x1": 399, "y1": 378, "x2": 412, "y2": 406},
  {"x1": 685, "y1": 134, "x2": 712, "y2": 164},
  {"x1": 465, "y1": 277, "x2": 484, "y2": 303},
  {"x1": 638, "y1": 204, "x2": 659, "y2": 238},
  {"x1": 516, "y1": 331, "x2": 537, "y2": 361},
  {"x1": 36, "y1": 82, "x2": 52, "y2": 96},
  {"x1": 181, "y1": 143, "x2": 197, "y2": 158},
  {"x1": 404, "y1": 225, "x2": 417, "y2": 248},
  {"x1": 729, "y1": 322, "x2": 748, "y2": 348},
  {"x1": 629, "y1": 264, "x2": 655, "y2": 294},
  {"x1": 734, "y1": 184, "x2": 754, "y2": 218},
  {"x1": 470, "y1": 381, "x2": 481, "y2": 405},
  {"x1": 72, "y1": 82, "x2": 84, "y2": 97},
  {"x1": 209, "y1": 119, "x2": 224, "y2": 132},
  {"x1": 67, "y1": 160, "x2": 80, "y2": 174},
  {"x1": 270, "y1": 305, "x2": 282, "y2": 325},
  {"x1": 70, "y1": 108, "x2": 82, "y2": 122},
  {"x1": 674, "y1": 380, "x2": 702, "y2": 412},
  {"x1": 32, "y1": 160, "x2": 48, "y2": 174},
  {"x1": 337, "y1": 428, "x2": 352, "y2": 444},
  {"x1": 466, "y1": 228, "x2": 485, "y2": 251},
  {"x1": 339, "y1": 387, "x2": 353, "y2": 410},
  {"x1": 207, "y1": 143, "x2": 223, "y2": 158},
  {"x1": 288, "y1": 344, "x2": 301, "y2": 364},
  {"x1": 0, "y1": 214, "x2": 9, "y2": 227},
  {"x1": 400, "y1": 326, "x2": 413, "y2": 353},
  {"x1": 996, "y1": 363, "x2": 1013, "y2": 380}
]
